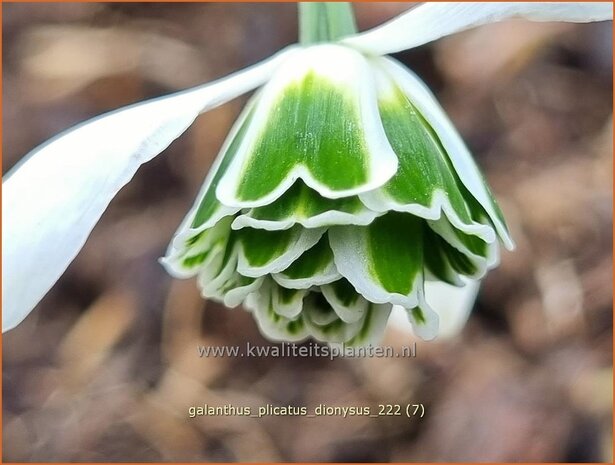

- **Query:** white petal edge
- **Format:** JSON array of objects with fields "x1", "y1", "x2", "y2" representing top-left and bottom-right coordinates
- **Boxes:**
[
  {"x1": 330, "y1": 303, "x2": 392, "y2": 348},
  {"x1": 329, "y1": 225, "x2": 422, "y2": 309},
  {"x1": 321, "y1": 283, "x2": 368, "y2": 324},
  {"x1": 2, "y1": 47, "x2": 297, "y2": 333},
  {"x1": 378, "y1": 57, "x2": 515, "y2": 250},
  {"x1": 271, "y1": 284, "x2": 308, "y2": 319},
  {"x1": 248, "y1": 281, "x2": 310, "y2": 343},
  {"x1": 231, "y1": 207, "x2": 383, "y2": 232},
  {"x1": 361, "y1": 189, "x2": 496, "y2": 244},
  {"x1": 236, "y1": 227, "x2": 325, "y2": 278},
  {"x1": 162, "y1": 216, "x2": 232, "y2": 279},
  {"x1": 428, "y1": 217, "x2": 501, "y2": 280},
  {"x1": 342, "y1": 2, "x2": 613, "y2": 55},
  {"x1": 272, "y1": 263, "x2": 341, "y2": 290},
  {"x1": 161, "y1": 93, "x2": 262, "y2": 265},
  {"x1": 197, "y1": 244, "x2": 265, "y2": 308}
]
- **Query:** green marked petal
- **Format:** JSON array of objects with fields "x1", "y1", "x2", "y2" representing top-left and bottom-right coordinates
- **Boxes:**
[
  {"x1": 428, "y1": 217, "x2": 499, "y2": 279},
  {"x1": 272, "y1": 234, "x2": 340, "y2": 289},
  {"x1": 377, "y1": 56, "x2": 514, "y2": 250},
  {"x1": 216, "y1": 44, "x2": 398, "y2": 208},
  {"x1": 360, "y1": 64, "x2": 496, "y2": 244},
  {"x1": 303, "y1": 293, "x2": 364, "y2": 343},
  {"x1": 247, "y1": 281, "x2": 309, "y2": 342},
  {"x1": 232, "y1": 180, "x2": 381, "y2": 231},
  {"x1": 165, "y1": 96, "x2": 258, "y2": 260},
  {"x1": 198, "y1": 234, "x2": 263, "y2": 307},
  {"x1": 341, "y1": 303, "x2": 392, "y2": 347},
  {"x1": 161, "y1": 216, "x2": 232, "y2": 278},
  {"x1": 321, "y1": 278, "x2": 368, "y2": 323},
  {"x1": 271, "y1": 283, "x2": 308, "y2": 319},
  {"x1": 423, "y1": 234, "x2": 465, "y2": 286},
  {"x1": 237, "y1": 225, "x2": 324, "y2": 277},
  {"x1": 400, "y1": 300, "x2": 439, "y2": 341},
  {"x1": 222, "y1": 274, "x2": 263, "y2": 308},
  {"x1": 329, "y1": 212, "x2": 424, "y2": 308},
  {"x1": 188, "y1": 100, "x2": 257, "y2": 230}
]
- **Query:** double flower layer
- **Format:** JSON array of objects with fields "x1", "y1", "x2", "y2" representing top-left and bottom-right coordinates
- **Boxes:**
[
  {"x1": 4, "y1": 3, "x2": 612, "y2": 344},
  {"x1": 162, "y1": 44, "x2": 510, "y2": 343}
]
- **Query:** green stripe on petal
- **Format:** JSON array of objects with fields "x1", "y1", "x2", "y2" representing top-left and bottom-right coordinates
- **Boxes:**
[
  {"x1": 198, "y1": 236, "x2": 264, "y2": 307},
  {"x1": 216, "y1": 44, "x2": 398, "y2": 207},
  {"x1": 361, "y1": 65, "x2": 496, "y2": 244},
  {"x1": 189, "y1": 101, "x2": 257, "y2": 229},
  {"x1": 303, "y1": 293, "x2": 364, "y2": 343},
  {"x1": 248, "y1": 281, "x2": 309, "y2": 342},
  {"x1": 272, "y1": 234, "x2": 340, "y2": 289},
  {"x1": 165, "y1": 96, "x2": 259, "y2": 255},
  {"x1": 237, "y1": 225, "x2": 325, "y2": 277},
  {"x1": 394, "y1": 297, "x2": 439, "y2": 341},
  {"x1": 161, "y1": 216, "x2": 232, "y2": 278},
  {"x1": 329, "y1": 212, "x2": 423, "y2": 308},
  {"x1": 232, "y1": 180, "x2": 381, "y2": 231},
  {"x1": 377, "y1": 57, "x2": 514, "y2": 250},
  {"x1": 161, "y1": 97, "x2": 260, "y2": 276},
  {"x1": 305, "y1": 293, "x2": 340, "y2": 326},
  {"x1": 423, "y1": 236, "x2": 464, "y2": 286},
  {"x1": 321, "y1": 278, "x2": 367, "y2": 323},
  {"x1": 271, "y1": 284, "x2": 308, "y2": 319},
  {"x1": 341, "y1": 303, "x2": 392, "y2": 347},
  {"x1": 428, "y1": 217, "x2": 500, "y2": 278}
]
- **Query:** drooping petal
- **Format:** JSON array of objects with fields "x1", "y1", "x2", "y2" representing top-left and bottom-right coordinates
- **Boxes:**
[
  {"x1": 161, "y1": 94, "x2": 258, "y2": 277},
  {"x1": 342, "y1": 2, "x2": 613, "y2": 55},
  {"x1": 215, "y1": 44, "x2": 399, "y2": 207},
  {"x1": 232, "y1": 180, "x2": 382, "y2": 231},
  {"x1": 329, "y1": 212, "x2": 424, "y2": 309},
  {"x1": 378, "y1": 57, "x2": 514, "y2": 250},
  {"x1": 169, "y1": 94, "x2": 259, "y2": 243},
  {"x1": 270, "y1": 285, "x2": 308, "y2": 319},
  {"x1": 399, "y1": 302, "x2": 440, "y2": 341},
  {"x1": 340, "y1": 302, "x2": 392, "y2": 347},
  {"x1": 302, "y1": 292, "x2": 393, "y2": 346},
  {"x1": 247, "y1": 280, "x2": 309, "y2": 343},
  {"x1": 361, "y1": 63, "x2": 497, "y2": 244},
  {"x1": 388, "y1": 278, "x2": 479, "y2": 339},
  {"x1": 2, "y1": 47, "x2": 296, "y2": 333},
  {"x1": 196, "y1": 234, "x2": 264, "y2": 308},
  {"x1": 427, "y1": 217, "x2": 500, "y2": 278},
  {"x1": 424, "y1": 218, "x2": 498, "y2": 286},
  {"x1": 424, "y1": 279, "x2": 479, "y2": 338},
  {"x1": 162, "y1": 216, "x2": 233, "y2": 279}
]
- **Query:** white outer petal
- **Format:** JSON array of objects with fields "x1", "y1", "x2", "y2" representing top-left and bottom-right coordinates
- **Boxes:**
[
  {"x1": 379, "y1": 57, "x2": 514, "y2": 249},
  {"x1": 2, "y1": 47, "x2": 296, "y2": 333},
  {"x1": 388, "y1": 278, "x2": 479, "y2": 340},
  {"x1": 342, "y1": 2, "x2": 613, "y2": 55}
]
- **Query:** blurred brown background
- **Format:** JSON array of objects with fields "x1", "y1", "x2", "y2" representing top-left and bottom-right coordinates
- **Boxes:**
[{"x1": 2, "y1": 3, "x2": 613, "y2": 462}]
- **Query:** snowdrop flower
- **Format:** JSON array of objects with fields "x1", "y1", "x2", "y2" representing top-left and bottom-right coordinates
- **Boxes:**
[{"x1": 4, "y1": 3, "x2": 612, "y2": 343}]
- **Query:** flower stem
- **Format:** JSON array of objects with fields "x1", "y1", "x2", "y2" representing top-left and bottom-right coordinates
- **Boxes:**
[{"x1": 299, "y1": 2, "x2": 358, "y2": 45}]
